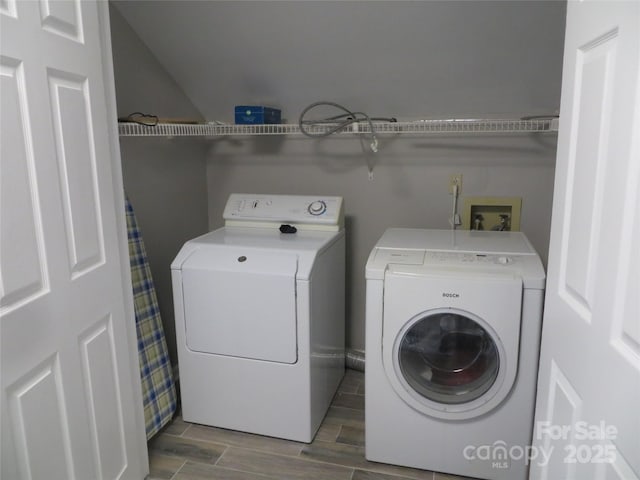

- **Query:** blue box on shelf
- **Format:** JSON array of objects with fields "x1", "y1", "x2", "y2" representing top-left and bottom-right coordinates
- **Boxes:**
[{"x1": 234, "y1": 106, "x2": 281, "y2": 125}]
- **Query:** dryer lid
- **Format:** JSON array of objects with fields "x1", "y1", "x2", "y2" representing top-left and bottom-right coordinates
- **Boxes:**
[{"x1": 172, "y1": 226, "x2": 342, "y2": 280}]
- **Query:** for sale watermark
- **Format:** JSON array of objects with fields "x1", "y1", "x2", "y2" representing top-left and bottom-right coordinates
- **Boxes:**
[
  {"x1": 463, "y1": 421, "x2": 618, "y2": 469},
  {"x1": 535, "y1": 420, "x2": 618, "y2": 442}
]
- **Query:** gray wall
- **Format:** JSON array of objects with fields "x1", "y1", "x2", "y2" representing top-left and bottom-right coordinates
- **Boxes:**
[
  {"x1": 109, "y1": 5, "x2": 209, "y2": 364},
  {"x1": 112, "y1": 1, "x2": 567, "y2": 122},
  {"x1": 199, "y1": 2, "x2": 565, "y2": 351},
  {"x1": 111, "y1": 1, "x2": 566, "y2": 354},
  {"x1": 206, "y1": 134, "x2": 557, "y2": 351}
]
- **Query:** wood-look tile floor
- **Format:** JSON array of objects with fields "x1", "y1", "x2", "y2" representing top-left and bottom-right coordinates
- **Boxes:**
[{"x1": 147, "y1": 369, "x2": 474, "y2": 480}]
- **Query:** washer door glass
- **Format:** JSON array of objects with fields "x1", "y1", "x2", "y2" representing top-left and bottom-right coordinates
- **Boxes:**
[{"x1": 398, "y1": 311, "x2": 499, "y2": 405}]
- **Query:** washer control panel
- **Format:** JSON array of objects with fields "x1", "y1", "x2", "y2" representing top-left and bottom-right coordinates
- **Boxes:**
[
  {"x1": 224, "y1": 194, "x2": 343, "y2": 228},
  {"x1": 425, "y1": 251, "x2": 515, "y2": 266}
]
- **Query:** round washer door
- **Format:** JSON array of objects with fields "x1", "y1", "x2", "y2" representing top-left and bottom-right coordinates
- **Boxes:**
[{"x1": 388, "y1": 308, "x2": 512, "y2": 420}]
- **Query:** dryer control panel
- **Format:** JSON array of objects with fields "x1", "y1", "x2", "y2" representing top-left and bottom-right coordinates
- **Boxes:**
[{"x1": 224, "y1": 194, "x2": 344, "y2": 230}]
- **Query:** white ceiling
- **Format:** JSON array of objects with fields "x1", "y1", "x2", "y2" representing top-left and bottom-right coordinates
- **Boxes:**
[{"x1": 112, "y1": 1, "x2": 567, "y2": 124}]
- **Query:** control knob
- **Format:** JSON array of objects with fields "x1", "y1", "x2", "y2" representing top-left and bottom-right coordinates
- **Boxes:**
[{"x1": 307, "y1": 200, "x2": 327, "y2": 216}]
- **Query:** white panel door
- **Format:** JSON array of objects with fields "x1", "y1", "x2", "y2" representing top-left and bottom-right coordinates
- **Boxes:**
[
  {"x1": 531, "y1": 2, "x2": 640, "y2": 480},
  {"x1": 1, "y1": 1, "x2": 147, "y2": 479}
]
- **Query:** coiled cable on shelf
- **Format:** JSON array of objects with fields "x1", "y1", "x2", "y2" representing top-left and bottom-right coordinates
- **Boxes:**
[{"x1": 298, "y1": 101, "x2": 396, "y2": 153}]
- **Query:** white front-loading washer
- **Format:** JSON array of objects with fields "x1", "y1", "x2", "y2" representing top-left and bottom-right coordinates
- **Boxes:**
[
  {"x1": 365, "y1": 229, "x2": 545, "y2": 480},
  {"x1": 171, "y1": 194, "x2": 345, "y2": 443}
]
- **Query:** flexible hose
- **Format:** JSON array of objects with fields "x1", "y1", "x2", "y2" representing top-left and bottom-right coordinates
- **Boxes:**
[
  {"x1": 298, "y1": 101, "x2": 396, "y2": 153},
  {"x1": 346, "y1": 348, "x2": 365, "y2": 372}
]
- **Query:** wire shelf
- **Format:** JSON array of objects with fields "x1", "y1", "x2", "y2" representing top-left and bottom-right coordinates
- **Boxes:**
[{"x1": 118, "y1": 118, "x2": 558, "y2": 137}]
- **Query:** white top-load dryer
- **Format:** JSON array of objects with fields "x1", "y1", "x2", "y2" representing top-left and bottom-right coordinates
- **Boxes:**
[{"x1": 172, "y1": 194, "x2": 345, "y2": 442}]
